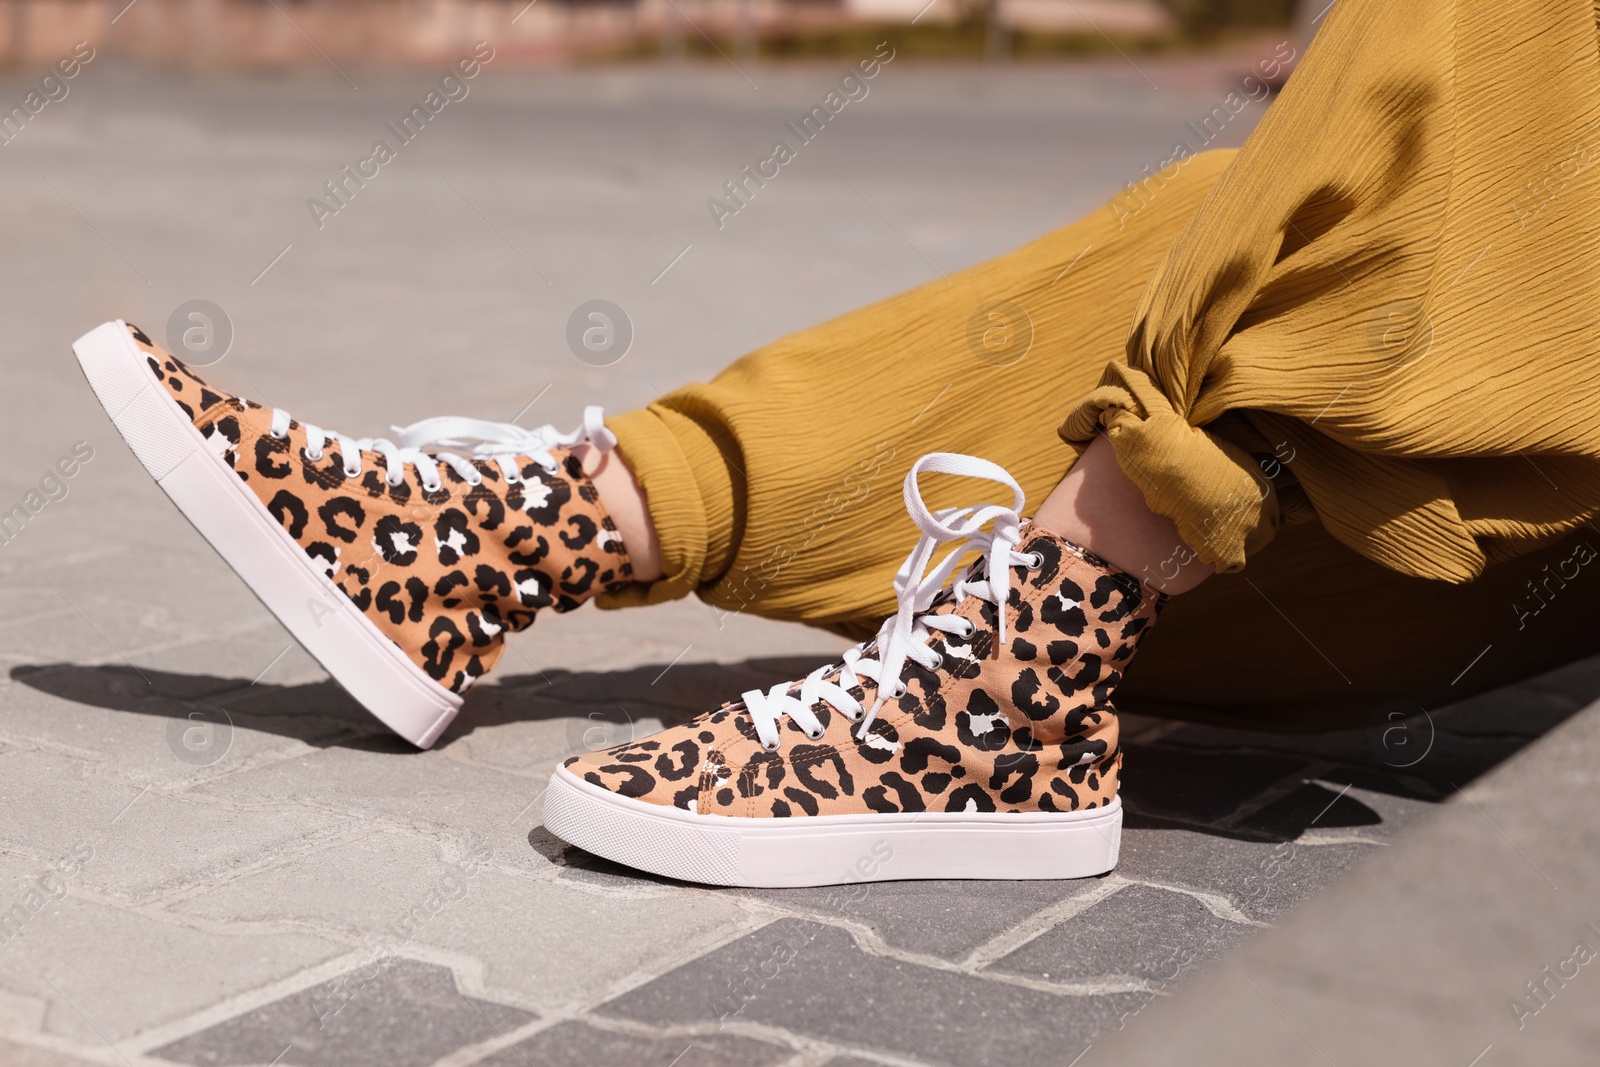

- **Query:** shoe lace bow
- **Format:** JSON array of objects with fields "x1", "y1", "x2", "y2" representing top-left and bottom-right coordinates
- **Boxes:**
[{"x1": 741, "y1": 452, "x2": 1041, "y2": 753}]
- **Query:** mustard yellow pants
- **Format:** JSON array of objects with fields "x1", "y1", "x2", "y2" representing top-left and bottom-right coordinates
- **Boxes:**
[{"x1": 605, "y1": 0, "x2": 1600, "y2": 729}]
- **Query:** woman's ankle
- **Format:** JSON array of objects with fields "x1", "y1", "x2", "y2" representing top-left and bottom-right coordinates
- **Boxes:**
[
  {"x1": 573, "y1": 442, "x2": 664, "y2": 584},
  {"x1": 1033, "y1": 434, "x2": 1212, "y2": 595}
]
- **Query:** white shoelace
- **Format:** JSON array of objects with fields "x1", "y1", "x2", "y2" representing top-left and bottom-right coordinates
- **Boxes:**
[
  {"x1": 266, "y1": 405, "x2": 615, "y2": 492},
  {"x1": 741, "y1": 452, "x2": 1043, "y2": 753}
]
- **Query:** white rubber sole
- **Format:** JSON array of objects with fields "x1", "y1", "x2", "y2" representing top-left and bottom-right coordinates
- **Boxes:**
[
  {"x1": 542, "y1": 765, "x2": 1121, "y2": 887},
  {"x1": 71, "y1": 320, "x2": 461, "y2": 748}
]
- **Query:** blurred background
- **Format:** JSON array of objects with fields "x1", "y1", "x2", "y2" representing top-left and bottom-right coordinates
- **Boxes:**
[
  {"x1": 3, "y1": 0, "x2": 1312, "y2": 68},
  {"x1": 1, "y1": 0, "x2": 1322, "y2": 444}
]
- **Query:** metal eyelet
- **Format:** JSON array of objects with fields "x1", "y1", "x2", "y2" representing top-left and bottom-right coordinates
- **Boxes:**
[
  {"x1": 890, "y1": 682, "x2": 908, "y2": 698},
  {"x1": 541, "y1": 462, "x2": 560, "y2": 474},
  {"x1": 422, "y1": 482, "x2": 442, "y2": 494},
  {"x1": 1022, "y1": 552, "x2": 1043, "y2": 570},
  {"x1": 804, "y1": 728, "x2": 825, "y2": 741},
  {"x1": 304, "y1": 447, "x2": 324, "y2": 462},
  {"x1": 761, "y1": 739, "x2": 780, "y2": 753},
  {"x1": 269, "y1": 429, "x2": 287, "y2": 441},
  {"x1": 343, "y1": 466, "x2": 361, "y2": 479}
]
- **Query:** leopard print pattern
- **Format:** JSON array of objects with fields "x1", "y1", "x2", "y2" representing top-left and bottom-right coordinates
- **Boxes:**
[
  {"x1": 127, "y1": 324, "x2": 632, "y2": 693},
  {"x1": 566, "y1": 530, "x2": 1162, "y2": 817}
]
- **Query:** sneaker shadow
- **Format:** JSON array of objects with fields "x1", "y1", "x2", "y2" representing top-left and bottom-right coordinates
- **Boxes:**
[
  {"x1": 5, "y1": 657, "x2": 824, "y2": 755},
  {"x1": 11, "y1": 655, "x2": 1593, "y2": 843}
]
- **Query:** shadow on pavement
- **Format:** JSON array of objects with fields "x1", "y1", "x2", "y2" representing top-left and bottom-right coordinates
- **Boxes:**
[{"x1": 10, "y1": 654, "x2": 1594, "y2": 845}]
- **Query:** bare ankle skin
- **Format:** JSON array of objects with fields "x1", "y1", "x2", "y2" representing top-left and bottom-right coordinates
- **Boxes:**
[
  {"x1": 1032, "y1": 434, "x2": 1212, "y2": 595},
  {"x1": 572, "y1": 443, "x2": 664, "y2": 584}
]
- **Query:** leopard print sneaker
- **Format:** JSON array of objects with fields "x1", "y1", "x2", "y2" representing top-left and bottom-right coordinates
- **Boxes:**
[
  {"x1": 72, "y1": 320, "x2": 633, "y2": 747},
  {"x1": 544, "y1": 452, "x2": 1164, "y2": 886}
]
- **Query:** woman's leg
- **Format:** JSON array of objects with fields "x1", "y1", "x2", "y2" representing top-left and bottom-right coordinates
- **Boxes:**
[
  {"x1": 598, "y1": 149, "x2": 1241, "y2": 636},
  {"x1": 1035, "y1": 434, "x2": 1212, "y2": 595}
]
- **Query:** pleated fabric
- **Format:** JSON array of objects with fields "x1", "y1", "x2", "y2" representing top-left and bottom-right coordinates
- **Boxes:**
[
  {"x1": 603, "y1": 0, "x2": 1600, "y2": 726},
  {"x1": 1064, "y1": 0, "x2": 1600, "y2": 579}
]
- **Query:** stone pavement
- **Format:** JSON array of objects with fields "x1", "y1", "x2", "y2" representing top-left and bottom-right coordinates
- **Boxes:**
[{"x1": 1, "y1": 49, "x2": 1596, "y2": 1067}]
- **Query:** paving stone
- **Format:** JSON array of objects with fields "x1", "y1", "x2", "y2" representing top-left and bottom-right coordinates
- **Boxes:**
[
  {"x1": 0, "y1": 1038, "x2": 106, "y2": 1066},
  {"x1": 47, "y1": 544, "x2": 271, "y2": 640},
  {"x1": 1156, "y1": 721, "x2": 1380, "y2": 766},
  {"x1": 0, "y1": 570, "x2": 80, "y2": 625},
  {"x1": 1239, "y1": 775, "x2": 1436, "y2": 842},
  {"x1": 475, "y1": 653, "x2": 838, "y2": 738},
  {"x1": 1118, "y1": 743, "x2": 1306, "y2": 825},
  {"x1": 8, "y1": 50, "x2": 1546, "y2": 1062},
  {"x1": 175, "y1": 833, "x2": 752, "y2": 1009},
  {"x1": 986, "y1": 884, "x2": 1253, "y2": 985},
  {"x1": 1086, "y1": 702, "x2": 1600, "y2": 1067},
  {"x1": 151, "y1": 958, "x2": 534, "y2": 1067},
  {"x1": 218, "y1": 676, "x2": 378, "y2": 730},
  {"x1": 1517, "y1": 652, "x2": 1600, "y2": 705},
  {"x1": 125, "y1": 632, "x2": 333, "y2": 695},
  {"x1": 1429, "y1": 682, "x2": 1586, "y2": 738},
  {"x1": 194, "y1": 742, "x2": 557, "y2": 867},
  {"x1": 171, "y1": 829, "x2": 508, "y2": 934},
  {"x1": 441, "y1": 703, "x2": 666, "y2": 777},
  {"x1": 1, "y1": 664, "x2": 354, "y2": 788},
  {"x1": 0, "y1": 748, "x2": 358, "y2": 903},
  {"x1": 479, "y1": 1020, "x2": 791, "y2": 1067},
  {"x1": 0, "y1": 610, "x2": 208, "y2": 678},
  {"x1": 527, "y1": 826, "x2": 689, "y2": 891},
  {"x1": 818, "y1": 1058, "x2": 899, "y2": 1067},
  {"x1": 499, "y1": 597, "x2": 849, "y2": 686},
  {"x1": 1117, "y1": 816, "x2": 1382, "y2": 922},
  {"x1": 599, "y1": 918, "x2": 1145, "y2": 1066},
  {"x1": 14, "y1": 657, "x2": 246, "y2": 707},
  {"x1": 0, "y1": 853, "x2": 344, "y2": 1044},
  {"x1": 739, "y1": 876, "x2": 1107, "y2": 963}
]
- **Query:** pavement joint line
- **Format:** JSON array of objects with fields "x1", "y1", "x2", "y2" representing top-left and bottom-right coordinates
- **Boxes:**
[
  {"x1": 113, "y1": 946, "x2": 411, "y2": 1056},
  {"x1": 1114, "y1": 804, "x2": 1290, "y2": 844},
  {"x1": 6, "y1": 610, "x2": 313, "y2": 675},
  {"x1": 721, "y1": 899, "x2": 1159, "y2": 999},
  {"x1": 587, "y1": 1013, "x2": 932, "y2": 1067},
  {"x1": 1289, "y1": 832, "x2": 1390, "y2": 849},
  {"x1": 959, "y1": 875, "x2": 1128, "y2": 970},
  {"x1": 0, "y1": 732, "x2": 112, "y2": 767},
  {"x1": 0, "y1": 1033, "x2": 130, "y2": 1067},
  {"x1": 132, "y1": 824, "x2": 381, "y2": 908},
  {"x1": 720, "y1": 901, "x2": 980, "y2": 979},
  {"x1": 127, "y1": 942, "x2": 547, "y2": 1059},
  {"x1": 1118, "y1": 877, "x2": 1268, "y2": 928},
  {"x1": 48, "y1": 817, "x2": 370, "y2": 911},
  {"x1": 566, "y1": 909, "x2": 782, "y2": 1009},
  {"x1": 433, "y1": 1013, "x2": 553, "y2": 1067},
  {"x1": 454, "y1": 983, "x2": 538, "y2": 1067}
]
